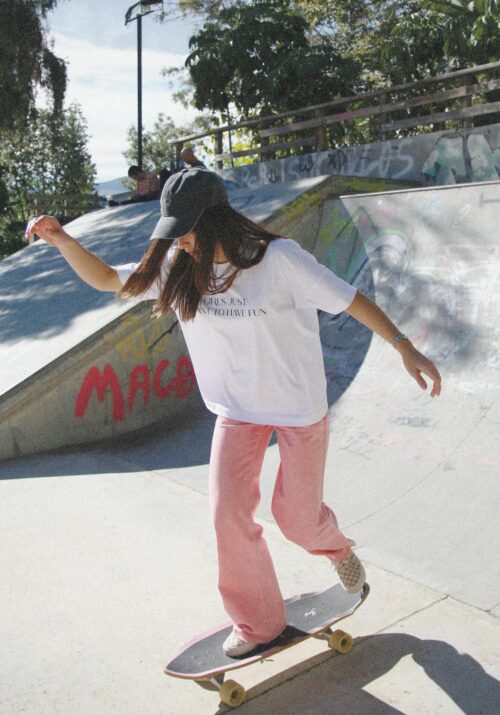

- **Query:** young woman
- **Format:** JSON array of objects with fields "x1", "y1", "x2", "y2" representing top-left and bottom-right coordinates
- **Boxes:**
[{"x1": 26, "y1": 168, "x2": 441, "y2": 658}]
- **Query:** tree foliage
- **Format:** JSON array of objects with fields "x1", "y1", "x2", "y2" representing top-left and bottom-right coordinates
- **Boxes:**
[
  {"x1": 377, "y1": 2, "x2": 499, "y2": 82},
  {"x1": 0, "y1": 104, "x2": 96, "y2": 257},
  {"x1": 0, "y1": 0, "x2": 67, "y2": 131},
  {"x1": 0, "y1": 2, "x2": 95, "y2": 258},
  {"x1": 167, "y1": 0, "x2": 499, "y2": 93},
  {"x1": 123, "y1": 113, "x2": 213, "y2": 172},
  {"x1": 185, "y1": 0, "x2": 360, "y2": 119},
  {"x1": 296, "y1": 0, "x2": 499, "y2": 82},
  {"x1": 423, "y1": 0, "x2": 500, "y2": 58},
  {"x1": 124, "y1": 114, "x2": 178, "y2": 172}
]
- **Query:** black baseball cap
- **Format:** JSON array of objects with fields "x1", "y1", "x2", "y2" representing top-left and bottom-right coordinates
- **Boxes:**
[{"x1": 150, "y1": 168, "x2": 228, "y2": 240}]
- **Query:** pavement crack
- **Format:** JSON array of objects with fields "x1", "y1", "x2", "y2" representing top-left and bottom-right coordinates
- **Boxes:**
[{"x1": 374, "y1": 594, "x2": 449, "y2": 635}]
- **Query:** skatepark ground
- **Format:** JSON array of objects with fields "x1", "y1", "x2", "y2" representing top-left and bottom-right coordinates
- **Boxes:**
[
  {"x1": 1, "y1": 180, "x2": 499, "y2": 714},
  {"x1": 1, "y1": 424, "x2": 498, "y2": 715}
]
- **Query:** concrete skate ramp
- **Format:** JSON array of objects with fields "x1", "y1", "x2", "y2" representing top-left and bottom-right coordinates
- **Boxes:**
[
  {"x1": 0, "y1": 174, "x2": 399, "y2": 461},
  {"x1": 314, "y1": 180, "x2": 499, "y2": 612}
]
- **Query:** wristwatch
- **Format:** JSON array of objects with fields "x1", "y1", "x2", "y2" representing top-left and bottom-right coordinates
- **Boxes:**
[{"x1": 391, "y1": 333, "x2": 409, "y2": 348}]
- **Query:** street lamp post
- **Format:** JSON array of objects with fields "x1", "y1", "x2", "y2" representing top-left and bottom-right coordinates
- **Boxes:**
[{"x1": 125, "y1": 1, "x2": 163, "y2": 171}]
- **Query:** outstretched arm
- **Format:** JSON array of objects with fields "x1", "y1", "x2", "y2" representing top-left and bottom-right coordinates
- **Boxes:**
[
  {"x1": 346, "y1": 291, "x2": 442, "y2": 397},
  {"x1": 25, "y1": 216, "x2": 121, "y2": 292}
]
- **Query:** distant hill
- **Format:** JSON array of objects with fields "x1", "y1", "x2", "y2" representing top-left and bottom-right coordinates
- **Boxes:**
[{"x1": 95, "y1": 177, "x2": 130, "y2": 198}]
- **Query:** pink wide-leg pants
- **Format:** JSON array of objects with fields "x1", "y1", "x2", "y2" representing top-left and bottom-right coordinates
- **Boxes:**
[{"x1": 208, "y1": 413, "x2": 354, "y2": 644}]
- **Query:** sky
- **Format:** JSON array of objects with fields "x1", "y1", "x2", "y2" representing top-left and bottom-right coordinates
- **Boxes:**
[{"x1": 45, "y1": 0, "x2": 202, "y2": 182}]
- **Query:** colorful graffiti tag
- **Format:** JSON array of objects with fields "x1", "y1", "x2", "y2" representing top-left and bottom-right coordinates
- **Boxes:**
[{"x1": 222, "y1": 124, "x2": 500, "y2": 189}]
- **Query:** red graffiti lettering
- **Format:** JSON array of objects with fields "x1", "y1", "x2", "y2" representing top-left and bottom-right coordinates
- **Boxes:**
[
  {"x1": 74, "y1": 364, "x2": 125, "y2": 421},
  {"x1": 128, "y1": 364, "x2": 151, "y2": 411},
  {"x1": 153, "y1": 359, "x2": 171, "y2": 398},
  {"x1": 170, "y1": 355, "x2": 196, "y2": 398},
  {"x1": 153, "y1": 357, "x2": 195, "y2": 399},
  {"x1": 75, "y1": 357, "x2": 196, "y2": 423}
]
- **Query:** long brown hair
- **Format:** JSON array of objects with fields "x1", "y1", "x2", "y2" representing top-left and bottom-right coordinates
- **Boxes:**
[{"x1": 121, "y1": 202, "x2": 281, "y2": 320}]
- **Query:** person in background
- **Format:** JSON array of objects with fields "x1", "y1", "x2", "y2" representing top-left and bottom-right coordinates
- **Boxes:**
[
  {"x1": 108, "y1": 166, "x2": 162, "y2": 207},
  {"x1": 180, "y1": 147, "x2": 206, "y2": 169},
  {"x1": 127, "y1": 166, "x2": 161, "y2": 201}
]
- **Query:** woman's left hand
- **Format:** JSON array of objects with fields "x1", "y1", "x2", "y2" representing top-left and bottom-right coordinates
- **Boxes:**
[{"x1": 399, "y1": 343, "x2": 442, "y2": 397}]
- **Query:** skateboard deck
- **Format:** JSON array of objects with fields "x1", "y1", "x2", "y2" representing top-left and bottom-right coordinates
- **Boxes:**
[{"x1": 165, "y1": 582, "x2": 369, "y2": 707}]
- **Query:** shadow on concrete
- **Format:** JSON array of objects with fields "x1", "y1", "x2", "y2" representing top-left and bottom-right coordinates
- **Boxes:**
[
  {"x1": 221, "y1": 632, "x2": 500, "y2": 715},
  {"x1": 0, "y1": 204, "x2": 158, "y2": 343},
  {"x1": 0, "y1": 408, "x2": 216, "y2": 479}
]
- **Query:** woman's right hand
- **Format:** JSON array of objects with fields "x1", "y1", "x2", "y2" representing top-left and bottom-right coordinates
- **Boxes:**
[{"x1": 25, "y1": 215, "x2": 70, "y2": 247}]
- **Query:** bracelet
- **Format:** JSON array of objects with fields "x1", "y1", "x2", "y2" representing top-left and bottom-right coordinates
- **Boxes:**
[{"x1": 391, "y1": 333, "x2": 409, "y2": 348}]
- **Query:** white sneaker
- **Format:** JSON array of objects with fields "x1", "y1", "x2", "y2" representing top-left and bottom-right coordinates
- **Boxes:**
[
  {"x1": 223, "y1": 631, "x2": 260, "y2": 658},
  {"x1": 334, "y1": 551, "x2": 366, "y2": 593}
]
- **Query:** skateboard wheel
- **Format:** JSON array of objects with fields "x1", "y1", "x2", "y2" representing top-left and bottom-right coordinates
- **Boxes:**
[
  {"x1": 219, "y1": 679, "x2": 246, "y2": 707},
  {"x1": 329, "y1": 629, "x2": 353, "y2": 654}
]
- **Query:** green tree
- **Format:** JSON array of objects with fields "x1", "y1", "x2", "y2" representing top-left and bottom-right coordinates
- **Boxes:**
[
  {"x1": 297, "y1": 1, "x2": 498, "y2": 83},
  {"x1": 378, "y1": 3, "x2": 499, "y2": 83},
  {"x1": 55, "y1": 106, "x2": 96, "y2": 195},
  {"x1": 123, "y1": 113, "x2": 214, "y2": 172},
  {"x1": 0, "y1": 0, "x2": 66, "y2": 131},
  {"x1": 185, "y1": 0, "x2": 360, "y2": 120},
  {"x1": 0, "y1": 104, "x2": 96, "y2": 258},
  {"x1": 423, "y1": 1, "x2": 500, "y2": 59},
  {"x1": 165, "y1": 0, "x2": 499, "y2": 85},
  {"x1": 158, "y1": 0, "x2": 226, "y2": 23},
  {"x1": 124, "y1": 113, "x2": 184, "y2": 171}
]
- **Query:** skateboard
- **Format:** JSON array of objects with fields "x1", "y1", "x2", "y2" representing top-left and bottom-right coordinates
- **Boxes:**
[{"x1": 165, "y1": 582, "x2": 369, "y2": 708}]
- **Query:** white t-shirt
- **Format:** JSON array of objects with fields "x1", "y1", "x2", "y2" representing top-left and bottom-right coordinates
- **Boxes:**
[{"x1": 115, "y1": 238, "x2": 356, "y2": 426}]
